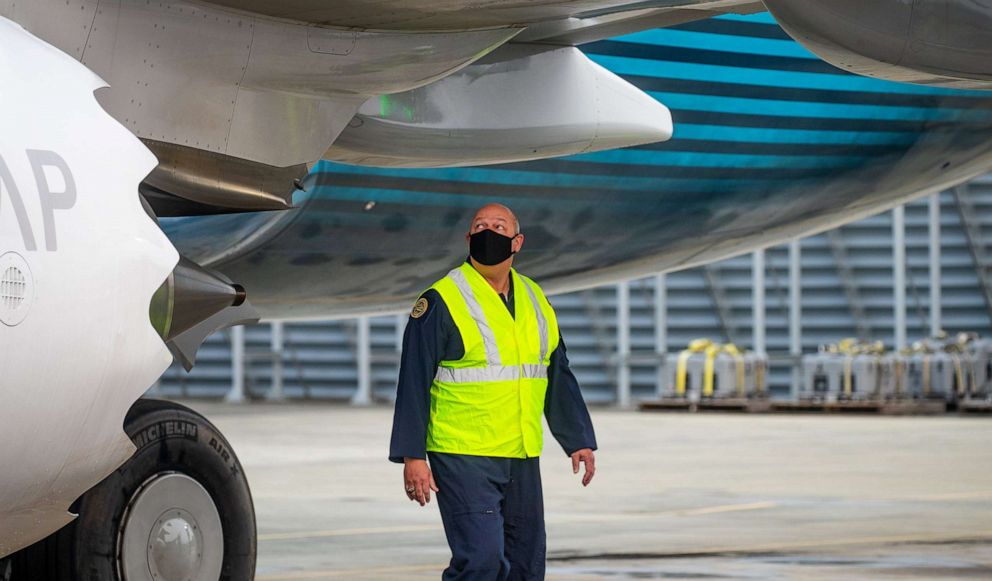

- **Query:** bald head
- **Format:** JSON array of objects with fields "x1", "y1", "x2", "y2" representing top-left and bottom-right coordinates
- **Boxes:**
[{"x1": 468, "y1": 203, "x2": 520, "y2": 236}]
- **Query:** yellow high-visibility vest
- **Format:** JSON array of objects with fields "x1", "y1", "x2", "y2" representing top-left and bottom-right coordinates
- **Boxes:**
[{"x1": 426, "y1": 262, "x2": 560, "y2": 458}]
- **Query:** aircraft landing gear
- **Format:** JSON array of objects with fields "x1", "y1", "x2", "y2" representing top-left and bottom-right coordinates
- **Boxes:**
[{"x1": 7, "y1": 399, "x2": 256, "y2": 580}]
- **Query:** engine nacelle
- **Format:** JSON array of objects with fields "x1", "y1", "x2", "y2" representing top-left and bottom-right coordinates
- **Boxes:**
[
  {"x1": 0, "y1": 14, "x2": 256, "y2": 558},
  {"x1": 0, "y1": 14, "x2": 178, "y2": 557},
  {"x1": 764, "y1": 0, "x2": 992, "y2": 90}
]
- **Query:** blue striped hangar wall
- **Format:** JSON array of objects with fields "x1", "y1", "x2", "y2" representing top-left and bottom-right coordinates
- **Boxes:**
[{"x1": 156, "y1": 12, "x2": 992, "y2": 402}]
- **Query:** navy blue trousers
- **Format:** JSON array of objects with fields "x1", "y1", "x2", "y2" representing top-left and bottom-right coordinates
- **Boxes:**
[{"x1": 428, "y1": 452, "x2": 546, "y2": 581}]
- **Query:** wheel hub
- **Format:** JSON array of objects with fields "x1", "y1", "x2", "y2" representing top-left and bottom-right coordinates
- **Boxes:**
[
  {"x1": 149, "y1": 509, "x2": 201, "y2": 579},
  {"x1": 119, "y1": 472, "x2": 223, "y2": 581}
]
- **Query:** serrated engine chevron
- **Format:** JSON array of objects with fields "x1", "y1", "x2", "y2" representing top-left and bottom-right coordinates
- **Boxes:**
[{"x1": 0, "y1": 15, "x2": 180, "y2": 557}]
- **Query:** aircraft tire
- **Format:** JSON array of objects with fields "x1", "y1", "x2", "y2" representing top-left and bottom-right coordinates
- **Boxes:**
[{"x1": 7, "y1": 398, "x2": 256, "y2": 580}]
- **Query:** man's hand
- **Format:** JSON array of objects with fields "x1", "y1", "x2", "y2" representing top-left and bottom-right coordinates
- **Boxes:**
[
  {"x1": 403, "y1": 458, "x2": 439, "y2": 506},
  {"x1": 570, "y1": 448, "x2": 596, "y2": 486}
]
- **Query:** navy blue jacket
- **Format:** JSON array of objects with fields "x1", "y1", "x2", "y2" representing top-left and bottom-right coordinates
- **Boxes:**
[{"x1": 388, "y1": 274, "x2": 598, "y2": 463}]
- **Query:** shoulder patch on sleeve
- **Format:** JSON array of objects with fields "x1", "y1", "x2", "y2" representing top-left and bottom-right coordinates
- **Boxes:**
[{"x1": 411, "y1": 297, "x2": 429, "y2": 319}]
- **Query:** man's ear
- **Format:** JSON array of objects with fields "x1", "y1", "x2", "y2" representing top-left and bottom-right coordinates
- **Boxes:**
[{"x1": 513, "y1": 233, "x2": 525, "y2": 252}]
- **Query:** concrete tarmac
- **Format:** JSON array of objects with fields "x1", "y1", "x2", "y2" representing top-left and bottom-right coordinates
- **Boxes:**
[{"x1": 182, "y1": 402, "x2": 992, "y2": 580}]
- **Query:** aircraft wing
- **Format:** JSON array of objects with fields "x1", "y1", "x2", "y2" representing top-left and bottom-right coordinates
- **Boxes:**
[
  {"x1": 507, "y1": 0, "x2": 766, "y2": 48},
  {"x1": 203, "y1": 0, "x2": 992, "y2": 87},
  {"x1": 200, "y1": 0, "x2": 765, "y2": 34}
]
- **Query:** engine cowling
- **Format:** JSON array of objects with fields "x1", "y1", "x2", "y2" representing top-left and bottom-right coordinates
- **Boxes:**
[
  {"x1": 764, "y1": 0, "x2": 992, "y2": 90},
  {"x1": 0, "y1": 16, "x2": 253, "y2": 557}
]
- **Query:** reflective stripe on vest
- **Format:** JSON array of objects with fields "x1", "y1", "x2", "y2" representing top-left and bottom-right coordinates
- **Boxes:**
[
  {"x1": 434, "y1": 363, "x2": 548, "y2": 384},
  {"x1": 447, "y1": 266, "x2": 502, "y2": 366},
  {"x1": 522, "y1": 279, "x2": 549, "y2": 363},
  {"x1": 426, "y1": 263, "x2": 559, "y2": 458}
]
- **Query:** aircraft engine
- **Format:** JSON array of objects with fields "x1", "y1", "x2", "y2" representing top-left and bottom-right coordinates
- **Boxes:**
[
  {"x1": 764, "y1": 0, "x2": 992, "y2": 90},
  {"x1": 0, "y1": 14, "x2": 256, "y2": 577}
]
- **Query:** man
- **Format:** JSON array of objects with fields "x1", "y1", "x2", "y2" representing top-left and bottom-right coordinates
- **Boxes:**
[{"x1": 389, "y1": 203, "x2": 598, "y2": 580}]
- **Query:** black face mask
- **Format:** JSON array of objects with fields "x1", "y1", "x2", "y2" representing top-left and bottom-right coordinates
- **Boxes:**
[{"x1": 469, "y1": 229, "x2": 518, "y2": 266}]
